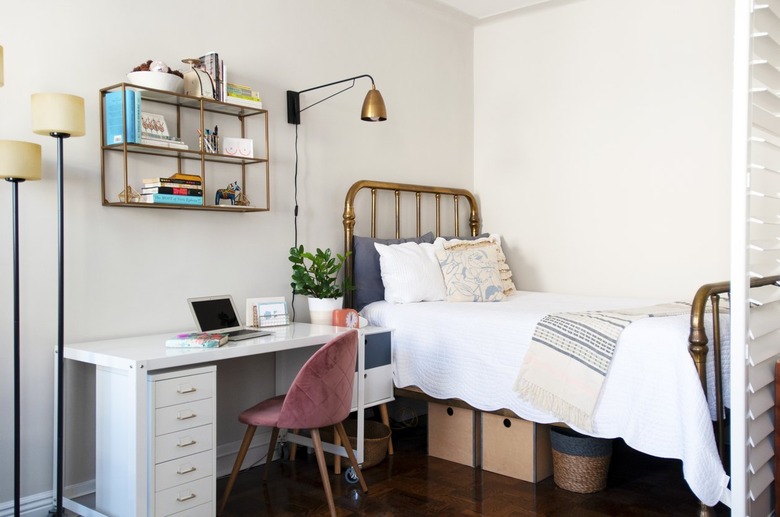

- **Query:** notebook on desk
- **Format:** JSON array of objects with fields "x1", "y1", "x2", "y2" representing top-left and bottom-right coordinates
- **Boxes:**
[{"x1": 187, "y1": 295, "x2": 271, "y2": 341}]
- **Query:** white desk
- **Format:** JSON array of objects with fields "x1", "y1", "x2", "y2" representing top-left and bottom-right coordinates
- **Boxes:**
[{"x1": 61, "y1": 323, "x2": 391, "y2": 517}]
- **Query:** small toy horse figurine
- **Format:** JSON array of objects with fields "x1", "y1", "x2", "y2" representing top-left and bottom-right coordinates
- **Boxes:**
[{"x1": 215, "y1": 181, "x2": 241, "y2": 205}]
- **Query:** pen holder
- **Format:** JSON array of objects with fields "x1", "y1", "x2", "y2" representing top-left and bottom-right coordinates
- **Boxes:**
[{"x1": 199, "y1": 133, "x2": 219, "y2": 154}]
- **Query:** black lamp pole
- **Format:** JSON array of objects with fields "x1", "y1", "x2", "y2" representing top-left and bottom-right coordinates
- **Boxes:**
[
  {"x1": 53, "y1": 132, "x2": 69, "y2": 517},
  {"x1": 8, "y1": 177, "x2": 24, "y2": 517}
]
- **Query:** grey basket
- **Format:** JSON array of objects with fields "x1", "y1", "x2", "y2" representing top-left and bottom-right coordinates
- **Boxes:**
[{"x1": 550, "y1": 427, "x2": 612, "y2": 493}]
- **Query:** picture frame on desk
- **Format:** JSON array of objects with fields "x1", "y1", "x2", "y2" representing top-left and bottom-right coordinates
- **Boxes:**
[{"x1": 246, "y1": 296, "x2": 289, "y2": 327}]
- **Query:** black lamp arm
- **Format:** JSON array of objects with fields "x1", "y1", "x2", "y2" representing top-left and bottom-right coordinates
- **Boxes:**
[{"x1": 287, "y1": 74, "x2": 376, "y2": 124}]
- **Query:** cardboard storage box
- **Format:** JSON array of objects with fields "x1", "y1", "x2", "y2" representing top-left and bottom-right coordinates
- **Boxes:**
[
  {"x1": 481, "y1": 413, "x2": 552, "y2": 482},
  {"x1": 428, "y1": 403, "x2": 481, "y2": 467}
]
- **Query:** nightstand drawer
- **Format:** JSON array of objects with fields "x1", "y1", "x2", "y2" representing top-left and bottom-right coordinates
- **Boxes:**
[
  {"x1": 155, "y1": 450, "x2": 213, "y2": 491},
  {"x1": 155, "y1": 372, "x2": 215, "y2": 408},
  {"x1": 168, "y1": 502, "x2": 213, "y2": 517},
  {"x1": 155, "y1": 399, "x2": 214, "y2": 436},
  {"x1": 155, "y1": 476, "x2": 212, "y2": 516},
  {"x1": 155, "y1": 424, "x2": 213, "y2": 464}
]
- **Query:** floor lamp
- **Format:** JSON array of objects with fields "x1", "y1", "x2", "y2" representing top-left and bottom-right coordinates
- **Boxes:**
[
  {"x1": 0, "y1": 141, "x2": 42, "y2": 517},
  {"x1": 31, "y1": 92, "x2": 85, "y2": 517}
]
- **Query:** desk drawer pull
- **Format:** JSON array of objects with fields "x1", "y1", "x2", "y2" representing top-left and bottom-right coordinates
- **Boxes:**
[
  {"x1": 177, "y1": 463, "x2": 197, "y2": 475},
  {"x1": 177, "y1": 384, "x2": 197, "y2": 394},
  {"x1": 176, "y1": 491, "x2": 197, "y2": 502},
  {"x1": 177, "y1": 410, "x2": 197, "y2": 420},
  {"x1": 177, "y1": 437, "x2": 197, "y2": 448}
]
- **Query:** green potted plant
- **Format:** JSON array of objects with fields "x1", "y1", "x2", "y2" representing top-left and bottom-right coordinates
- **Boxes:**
[{"x1": 289, "y1": 245, "x2": 351, "y2": 324}]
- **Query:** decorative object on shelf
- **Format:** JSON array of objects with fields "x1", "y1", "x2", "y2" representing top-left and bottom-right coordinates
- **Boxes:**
[
  {"x1": 215, "y1": 181, "x2": 242, "y2": 205},
  {"x1": 31, "y1": 92, "x2": 85, "y2": 517},
  {"x1": 127, "y1": 60, "x2": 183, "y2": 93},
  {"x1": 222, "y1": 137, "x2": 253, "y2": 158},
  {"x1": 117, "y1": 185, "x2": 140, "y2": 203},
  {"x1": 182, "y1": 57, "x2": 216, "y2": 99},
  {"x1": 289, "y1": 245, "x2": 352, "y2": 324},
  {"x1": 286, "y1": 74, "x2": 387, "y2": 125},
  {"x1": 0, "y1": 139, "x2": 42, "y2": 517},
  {"x1": 332, "y1": 308, "x2": 360, "y2": 328}
]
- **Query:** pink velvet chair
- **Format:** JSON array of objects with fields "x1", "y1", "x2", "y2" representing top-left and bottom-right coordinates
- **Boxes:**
[{"x1": 218, "y1": 329, "x2": 367, "y2": 516}]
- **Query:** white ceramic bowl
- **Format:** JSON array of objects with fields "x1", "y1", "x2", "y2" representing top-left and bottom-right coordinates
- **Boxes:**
[{"x1": 126, "y1": 71, "x2": 183, "y2": 94}]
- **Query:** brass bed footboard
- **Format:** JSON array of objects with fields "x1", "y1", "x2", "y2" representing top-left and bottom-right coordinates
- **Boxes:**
[{"x1": 688, "y1": 275, "x2": 780, "y2": 459}]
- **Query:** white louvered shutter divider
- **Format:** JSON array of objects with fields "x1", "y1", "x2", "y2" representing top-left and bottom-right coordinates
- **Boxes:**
[{"x1": 732, "y1": 1, "x2": 780, "y2": 514}]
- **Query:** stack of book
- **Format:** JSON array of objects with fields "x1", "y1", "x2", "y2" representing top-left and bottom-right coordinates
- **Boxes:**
[
  {"x1": 225, "y1": 82, "x2": 263, "y2": 109},
  {"x1": 140, "y1": 174, "x2": 204, "y2": 206},
  {"x1": 199, "y1": 51, "x2": 224, "y2": 101}
]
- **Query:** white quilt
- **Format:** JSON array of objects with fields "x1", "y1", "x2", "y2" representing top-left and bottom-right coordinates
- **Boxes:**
[{"x1": 361, "y1": 291, "x2": 729, "y2": 506}]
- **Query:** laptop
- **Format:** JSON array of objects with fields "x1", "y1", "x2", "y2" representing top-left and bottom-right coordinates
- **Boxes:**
[{"x1": 188, "y1": 295, "x2": 271, "y2": 341}]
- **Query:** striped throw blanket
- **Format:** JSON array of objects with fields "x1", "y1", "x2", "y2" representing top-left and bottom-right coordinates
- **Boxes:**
[{"x1": 513, "y1": 302, "x2": 691, "y2": 432}]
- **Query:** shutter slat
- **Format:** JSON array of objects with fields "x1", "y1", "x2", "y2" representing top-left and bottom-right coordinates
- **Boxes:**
[
  {"x1": 748, "y1": 384, "x2": 774, "y2": 419},
  {"x1": 748, "y1": 299, "x2": 780, "y2": 338},
  {"x1": 748, "y1": 461, "x2": 774, "y2": 501},
  {"x1": 748, "y1": 435, "x2": 773, "y2": 474},
  {"x1": 747, "y1": 353, "x2": 776, "y2": 390},
  {"x1": 748, "y1": 412, "x2": 773, "y2": 447}
]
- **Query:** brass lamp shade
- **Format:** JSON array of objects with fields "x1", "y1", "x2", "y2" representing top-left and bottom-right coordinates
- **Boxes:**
[
  {"x1": 31, "y1": 93, "x2": 86, "y2": 137},
  {"x1": 0, "y1": 45, "x2": 4, "y2": 87},
  {"x1": 361, "y1": 86, "x2": 387, "y2": 122},
  {"x1": 0, "y1": 140, "x2": 42, "y2": 180}
]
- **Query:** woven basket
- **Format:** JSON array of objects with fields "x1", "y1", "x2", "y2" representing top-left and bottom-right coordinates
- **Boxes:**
[
  {"x1": 321, "y1": 419, "x2": 391, "y2": 469},
  {"x1": 550, "y1": 427, "x2": 612, "y2": 493}
]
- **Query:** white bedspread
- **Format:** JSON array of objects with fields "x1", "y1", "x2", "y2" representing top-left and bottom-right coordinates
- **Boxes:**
[{"x1": 361, "y1": 291, "x2": 729, "y2": 506}]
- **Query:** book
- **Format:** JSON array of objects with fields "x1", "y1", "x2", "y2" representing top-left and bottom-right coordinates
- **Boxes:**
[
  {"x1": 104, "y1": 89, "x2": 141, "y2": 145},
  {"x1": 225, "y1": 95, "x2": 263, "y2": 109},
  {"x1": 169, "y1": 172, "x2": 203, "y2": 183},
  {"x1": 165, "y1": 332, "x2": 228, "y2": 348},
  {"x1": 143, "y1": 177, "x2": 202, "y2": 186},
  {"x1": 139, "y1": 193, "x2": 204, "y2": 205},
  {"x1": 142, "y1": 186, "x2": 204, "y2": 196},
  {"x1": 199, "y1": 52, "x2": 221, "y2": 101}
]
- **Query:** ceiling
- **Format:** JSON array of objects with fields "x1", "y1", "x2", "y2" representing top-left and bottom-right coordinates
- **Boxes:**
[{"x1": 431, "y1": 0, "x2": 550, "y2": 19}]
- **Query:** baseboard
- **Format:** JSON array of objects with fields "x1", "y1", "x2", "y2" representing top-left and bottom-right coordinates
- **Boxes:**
[
  {"x1": 0, "y1": 491, "x2": 56, "y2": 517},
  {"x1": 216, "y1": 429, "x2": 275, "y2": 478}
]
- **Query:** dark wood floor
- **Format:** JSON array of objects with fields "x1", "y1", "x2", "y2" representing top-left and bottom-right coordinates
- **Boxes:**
[{"x1": 216, "y1": 417, "x2": 731, "y2": 516}]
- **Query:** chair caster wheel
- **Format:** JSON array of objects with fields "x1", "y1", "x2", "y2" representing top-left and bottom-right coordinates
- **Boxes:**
[{"x1": 345, "y1": 467, "x2": 360, "y2": 484}]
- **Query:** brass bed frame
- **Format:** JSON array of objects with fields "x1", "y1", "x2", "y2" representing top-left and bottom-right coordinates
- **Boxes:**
[{"x1": 342, "y1": 179, "x2": 780, "y2": 464}]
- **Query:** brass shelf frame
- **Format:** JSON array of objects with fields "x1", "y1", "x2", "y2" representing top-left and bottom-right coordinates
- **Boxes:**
[{"x1": 99, "y1": 82, "x2": 270, "y2": 212}]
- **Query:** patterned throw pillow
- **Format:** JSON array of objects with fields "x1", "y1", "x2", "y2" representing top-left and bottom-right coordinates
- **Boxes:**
[
  {"x1": 435, "y1": 235, "x2": 516, "y2": 296},
  {"x1": 435, "y1": 244, "x2": 505, "y2": 302}
]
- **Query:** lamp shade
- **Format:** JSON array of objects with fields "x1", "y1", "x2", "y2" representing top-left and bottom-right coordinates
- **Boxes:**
[
  {"x1": 31, "y1": 93, "x2": 85, "y2": 137},
  {"x1": 0, "y1": 45, "x2": 4, "y2": 87},
  {"x1": 361, "y1": 86, "x2": 386, "y2": 122},
  {"x1": 0, "y1": 140, "x2": 42, "y2": 180}
]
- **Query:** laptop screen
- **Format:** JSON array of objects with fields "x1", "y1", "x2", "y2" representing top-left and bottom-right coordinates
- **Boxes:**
[{"x1": 190, "y1": 297, "x2": 241, "y2": 332}]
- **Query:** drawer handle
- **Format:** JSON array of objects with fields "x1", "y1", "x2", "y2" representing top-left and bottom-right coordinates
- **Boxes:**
[
  {"x1": 176, "y1": 491, "x2": 197, "y2": 502},
  {"x1": 177, "y1": 464, "x2": 197, "y2": 475},
  {"x1": 177, "y1": 410, "x2": 197, "y2": 420},
  {"x1": 177, "y1": 437, "x2": 197, "y2": 447},
  {"x1": 177, "y1": 384, "x2": 197, "y2": 394}
]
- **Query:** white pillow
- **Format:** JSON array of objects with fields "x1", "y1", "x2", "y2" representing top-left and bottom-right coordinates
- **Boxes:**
[{"x1": 374, "y1": 242, "x2": 446, "y2": 303}]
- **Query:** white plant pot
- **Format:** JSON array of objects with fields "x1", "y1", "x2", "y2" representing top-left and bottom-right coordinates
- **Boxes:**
[{"x1": 308, "y1": 296, "x2": 343, "y2": 325}]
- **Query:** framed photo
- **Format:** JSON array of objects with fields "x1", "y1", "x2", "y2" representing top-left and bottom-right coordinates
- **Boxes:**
[
  {"x1": 141, "y1": 112, "x2": 170, "y2": 137},
  {"x1": 246, "y1": 296, "x2": 289, "y2": 327}
]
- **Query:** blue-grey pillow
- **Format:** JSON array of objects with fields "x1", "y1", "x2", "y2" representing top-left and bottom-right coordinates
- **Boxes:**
[{"x1": 353, "y1": 232, "x2": 435, "y2": 311}]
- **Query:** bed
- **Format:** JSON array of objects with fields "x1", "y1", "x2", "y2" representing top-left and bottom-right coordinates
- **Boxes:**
[{"x1": 342, "y1": 179, "x2": 779, "y2": 510}]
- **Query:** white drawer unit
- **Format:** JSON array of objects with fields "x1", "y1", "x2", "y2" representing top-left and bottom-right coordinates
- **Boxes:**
[
  {"x1": 149, "y1": 366, "x2": 216, "y2": 516},
  {"x1": 350, "y1": 329, "x2": 393, "y2": 411}
]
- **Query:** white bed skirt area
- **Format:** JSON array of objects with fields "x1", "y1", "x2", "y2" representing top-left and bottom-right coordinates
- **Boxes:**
[{"x1": 361, "y1": 291, "x2": 730, "y2": 506}]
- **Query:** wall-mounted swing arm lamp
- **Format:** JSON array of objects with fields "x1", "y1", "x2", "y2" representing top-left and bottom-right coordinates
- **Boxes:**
[{"x1": 286, "y1": 74, "x2": 387, "y2": 124}]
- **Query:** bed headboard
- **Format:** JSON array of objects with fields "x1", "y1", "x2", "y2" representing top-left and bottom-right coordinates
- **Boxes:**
[{"x1": 342, "y1": 180, "x2": 481, "y2": 309}]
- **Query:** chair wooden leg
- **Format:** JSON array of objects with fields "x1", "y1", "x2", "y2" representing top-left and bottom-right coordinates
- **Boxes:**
[
  {"x1": 311, "y1": 428, "x2": 337, "y2": 517},
  {"x1": 378, "y1": 403, "x2": 394, "y2": 455},
  {"x1": 333, "y1": 425, "x2": 342, "y2": 475},
  {"x1": 289, "y1": 428, "x2": 300, "y2": 460},
  {"x1": 335, "y1": 422, "x2": 368, "y2": 493},
  {"x1": 218, "y1": 425, "x2": 257, "y2": 516},
  {"x1": 263, "y1": 427, "x2": 280, "y2": 482}
]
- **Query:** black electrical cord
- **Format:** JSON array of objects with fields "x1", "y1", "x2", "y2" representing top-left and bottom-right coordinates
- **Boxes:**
[{"x1": 291, "y1": 123, "x2": 300, "y2": 321}]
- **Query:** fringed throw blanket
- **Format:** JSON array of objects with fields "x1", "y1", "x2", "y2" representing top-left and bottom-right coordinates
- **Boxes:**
[{"x1": 513, "y1": 302, "x2": 691, "y2": 432}]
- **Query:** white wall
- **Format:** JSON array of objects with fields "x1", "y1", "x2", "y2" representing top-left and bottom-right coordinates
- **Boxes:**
[
  {"x1": 475, "y1": 0, "x2": 734, "y2": 300},
  {"x1": 0, "y1": 0, "x2": 474, "y2": 504}
]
